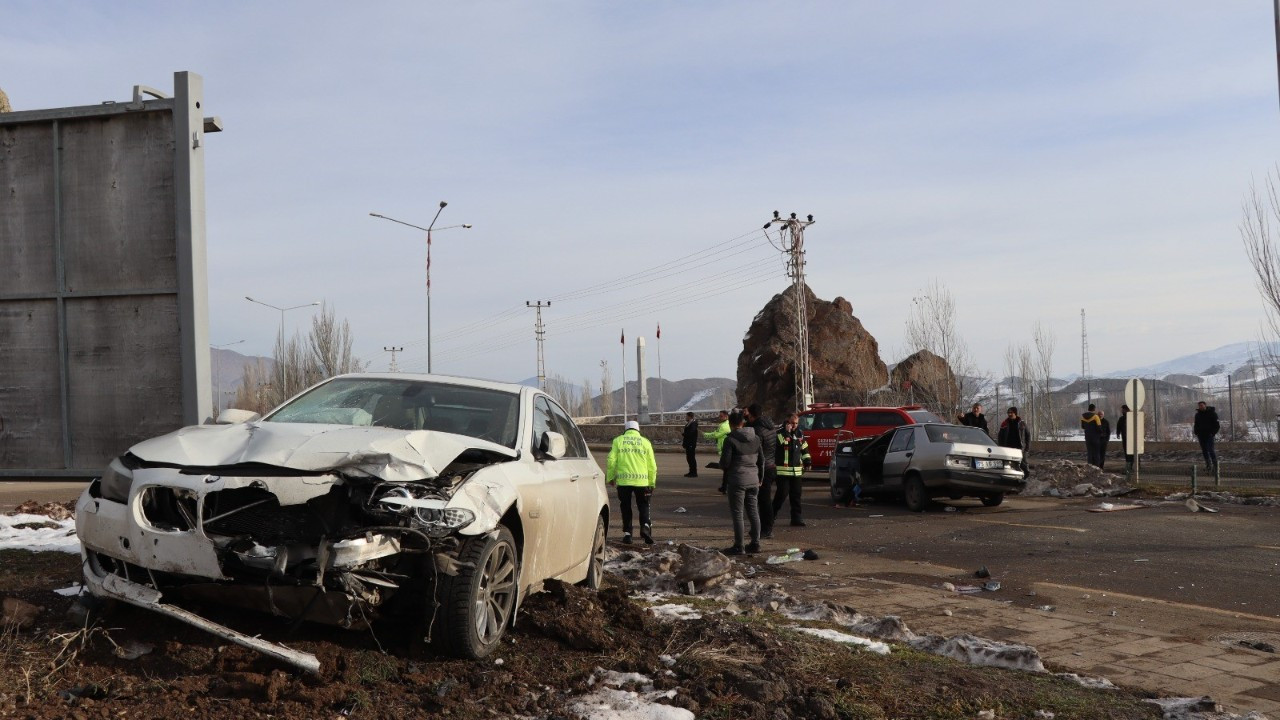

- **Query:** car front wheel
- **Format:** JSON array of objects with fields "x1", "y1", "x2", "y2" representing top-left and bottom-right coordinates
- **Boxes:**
[
  {"x1": 903, "y1": 475, "x2": 928, "y2": 512},
  {"x1": 580, "y1": 515, "x2": 606, "y2": 589},
  {"x1": 436, "y1": 525, "x2": 519, "y2": 659},
  {"x1": 980, "y1": 494, "x2": 1004, "y2": 507}
]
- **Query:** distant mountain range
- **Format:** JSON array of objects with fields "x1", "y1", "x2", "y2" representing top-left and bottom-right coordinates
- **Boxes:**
[{"x1": 214, "y1": 341, "x2": 1279, "y2": 414}]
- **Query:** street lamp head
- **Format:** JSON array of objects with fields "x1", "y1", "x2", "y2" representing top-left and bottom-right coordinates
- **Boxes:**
[
  {"x1": 439, "y1": 201, "x2": 448, "y2": 208},
  {"x1": 462, "y1": 224, "x2": 473, "y2": 229}
]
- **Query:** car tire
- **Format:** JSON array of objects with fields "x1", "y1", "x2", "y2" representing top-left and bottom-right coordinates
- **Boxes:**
[
  {"x1": 435, "y1": 525, "x2": 519, "y2": 659},
  {"x1": 903, "y1": 475, "x2": 928, "y2": 513},
  {"x1": 980, "y1": 494, "x2": 1004, "y2": 507},
  {"x1": 580, "y1": 515, "x2": 606, "y2": 590}
]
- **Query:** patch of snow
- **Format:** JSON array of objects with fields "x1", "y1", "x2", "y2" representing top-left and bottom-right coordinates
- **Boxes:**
[
  {"x1": 53, "y1": 583, "x2": 84, "y2": 597},
  {"x1": 0, "y1": 513, "x2": 79, "y2": 553},
  {"x1": 675, "y1": 388, "x2": 716, "y2": 413},
  {"x1": 789, "y1": 626, "x2": 891, "y2": 654},
  {"x1": 1146, "y1": 696, "x2": 1272, "y2": 720},
  {"x1": 571, "y1": 668, "x2": 694, "y2": 720},
  {"x1": 647, "y1": 604, "x2": 703, "y2": 621},
  {"x1": 1056, "y1": 672, "x2": 1116, "y2": 690},
  {"x1": 911, "y1": 633, "x2": 1046, "y2": 673}
]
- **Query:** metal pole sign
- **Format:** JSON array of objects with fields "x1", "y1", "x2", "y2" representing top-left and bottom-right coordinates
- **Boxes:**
[{"x1": 1123, "y1": 378, "x2": 1146, "y2": 482}]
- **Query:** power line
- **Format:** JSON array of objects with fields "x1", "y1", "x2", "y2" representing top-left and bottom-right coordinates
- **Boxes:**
[{"x1": 383, "y1": 346, "x2": 404, "y2": 373}]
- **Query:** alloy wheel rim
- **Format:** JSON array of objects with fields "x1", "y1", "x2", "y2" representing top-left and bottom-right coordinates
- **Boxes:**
[{"x1": 474, "y1": 542, "x2": 516, "y2": 643}]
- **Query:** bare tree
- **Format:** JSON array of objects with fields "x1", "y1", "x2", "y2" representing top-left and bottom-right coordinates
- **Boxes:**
[
  {"x1": 903, "y1": 280, "x2": 983, "y2": 418},
  {"x1": 599, "y1": 360, "x2": 614, "y2": 416},
  {"x1": 580, "y1": 375, "x2": 595, "y2": 416},
  {"x1": 1033, "y1": 323, "x2": 1057, "y2": 439},
  {"x1": 1242, "y1": 169, "x2": 1280, "y2": 374},
  {"x1": 545, "y1": 374, "x2": 579, "y2": 412},
  {"x1": 234, "y1": 303, "x2": 365, "y2": 413}
]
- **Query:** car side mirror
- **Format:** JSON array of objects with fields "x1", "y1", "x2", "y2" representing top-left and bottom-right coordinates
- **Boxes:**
[
  {"x1": 540, "y1": 431, "x2": 566, "y2": 460},
  {"x1": 217, "y1": 408, "x2": 262, "y2": 425}
]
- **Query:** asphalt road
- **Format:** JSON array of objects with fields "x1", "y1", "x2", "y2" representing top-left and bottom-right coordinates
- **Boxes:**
[
  {"x1": 7, "y1": 453, "x2": 1280, "y2": 627},
  {"x1": 644, "y1": 451, "x2": 1280, "y2": 624}
]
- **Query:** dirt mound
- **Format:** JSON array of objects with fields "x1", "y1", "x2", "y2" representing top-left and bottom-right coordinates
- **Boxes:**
[
  {"x1": 1020, "y1": 459, "x2": 1130, "y2": 497},
  {"x1": 9, "y1": 500, "x2": 75, "y2": 520},
  {"x1": 518, "y1": 579, "x2": 649, "y2": 650}
]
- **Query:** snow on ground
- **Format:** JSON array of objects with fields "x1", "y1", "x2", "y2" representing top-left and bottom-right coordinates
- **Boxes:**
[
  {"x1": 789, "y1": 626, "x2": 891, "y2": 655},
  {"x1": 568, "y1": 668, "x2": 695, "y2": 720},
  {"x1": 674, "y1": 388, "x2": 717, "y2": 413},
  {"x1": 0, "y1": 513, "x2": 78, "y2": 553},
  {"x1": 646, "y1": 604, "x2": 703, "y2": 621}
]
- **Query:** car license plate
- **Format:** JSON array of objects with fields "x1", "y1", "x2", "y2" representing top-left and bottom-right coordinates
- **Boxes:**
[{"x1": 975, "y1": 459, "x2": 1002, "y2": 470}]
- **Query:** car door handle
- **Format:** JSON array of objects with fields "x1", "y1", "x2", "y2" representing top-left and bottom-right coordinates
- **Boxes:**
[
  {"x1": 570, "y1": 474, "x2": 581, "y2": 482},
  {"x1": 905, "y1": 453, "x2": 913, "y2": 458}
]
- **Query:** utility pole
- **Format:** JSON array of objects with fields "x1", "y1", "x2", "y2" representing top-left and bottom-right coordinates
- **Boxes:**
[
  {"x1": 527, "y1": 301, "x2": 550, "y2": 391},
  {"x1": 1081, "y1": 309, "x2": 1092, "y2": 405},
  {"x1": 383, "y1": 346, "x2": 403, "y2": 373},
  {"x1": 764, "y1": 211, "x2": 816, "y2": 412}
]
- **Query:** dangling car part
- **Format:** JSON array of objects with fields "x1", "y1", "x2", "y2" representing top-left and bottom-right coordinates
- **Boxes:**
[{"x1": 75, "y1": 374, "x2": 609, "y2": 673}]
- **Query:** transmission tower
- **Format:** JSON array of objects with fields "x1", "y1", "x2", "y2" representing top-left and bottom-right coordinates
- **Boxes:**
[
  {"x1": 764, "y1": 211, "x2": 816, "y2": 411},
  {"x1": 1080, "y1": 309, "x2": 1092, "y2": 404},
  {"x1": 527, "y1": 301, "x2": 550, "y2": 391},
  {"x1": 383, "y1": 346, "x2": 403, "y2": 373}
]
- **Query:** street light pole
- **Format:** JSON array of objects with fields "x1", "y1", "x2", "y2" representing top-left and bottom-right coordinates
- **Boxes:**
[
  {"x1": 245, "y1": 297, "x2": 321, "y2": 398},
  {"x1": 369, "y1": 205, "x2": 472, "y2": 373}
]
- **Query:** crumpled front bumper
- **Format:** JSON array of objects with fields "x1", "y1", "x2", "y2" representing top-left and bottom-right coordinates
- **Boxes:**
[{"x1": 79, "y1": 549, "x2": 321, "y2": 673}]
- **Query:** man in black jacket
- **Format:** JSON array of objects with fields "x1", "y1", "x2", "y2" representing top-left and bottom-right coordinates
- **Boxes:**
[
  {"x1": 998, "y1": 407, "x2": 1031, "y2": 476},
  {"x1": 959, "y1": 403, "x2": 989, "y2": 436},
  {"x1": 1117, "y1": 404, "x2": 1133, "y2": 471},
  {"x1": 744, "y1": 404, "x2": 778, "y2": 538},
  {"x1": 681, "y1": 412, "x2": 699, "y2": 477},
  {"x1": 1193, "y1": 401, "x2": 1220, "y2": 470}
]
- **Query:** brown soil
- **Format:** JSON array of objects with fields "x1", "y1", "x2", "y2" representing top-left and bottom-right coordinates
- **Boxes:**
[{"x1": 0, "y1": 545, "x2": 1164, "y2": 720}]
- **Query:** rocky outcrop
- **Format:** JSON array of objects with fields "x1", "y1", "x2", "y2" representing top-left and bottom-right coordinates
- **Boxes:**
[
  {"x1": 736, "y1": 284, "x2": 887, "y2": 420},
  {"x1": 0, "y1": 86, "x2": 10, "y2": 113},
  {"x1": 889, "y1": 349, "x2": 959, "y2": 410}
]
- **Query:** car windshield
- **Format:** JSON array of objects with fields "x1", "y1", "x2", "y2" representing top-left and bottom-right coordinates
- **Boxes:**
[
  {"x1": 925, "y1": 425, "x2": 994, "y2": 446},
  {"x1": 265, "y1": 378, "x2": 522, "y2": 449},
  {"x1": 908, "y1": 410, "x2": 946, "y2": 424}
]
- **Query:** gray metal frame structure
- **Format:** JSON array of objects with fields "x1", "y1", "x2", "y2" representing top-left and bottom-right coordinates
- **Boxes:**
[{"x1": 0, "y1": 71, "x2": 220, "y2": 477}]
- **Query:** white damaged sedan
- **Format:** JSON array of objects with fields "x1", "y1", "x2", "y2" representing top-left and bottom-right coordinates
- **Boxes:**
[{"x1": 75, "y1": 374, "x2": 609, "y2": 672}]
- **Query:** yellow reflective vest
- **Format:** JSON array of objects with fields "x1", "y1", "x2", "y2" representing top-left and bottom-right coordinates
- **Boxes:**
[
  {"x1": 703, "y1": 420, "x2": 730, "y2": 453},
  {"x1": 606, "y1": 429, "x2": 657, "y2": 487}
]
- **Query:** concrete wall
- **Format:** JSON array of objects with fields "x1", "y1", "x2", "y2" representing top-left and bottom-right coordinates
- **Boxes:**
[{"x1": 0, "y1": 73, "x2": 214, "y2": 476}]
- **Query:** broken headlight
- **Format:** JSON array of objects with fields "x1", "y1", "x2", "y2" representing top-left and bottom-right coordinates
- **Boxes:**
[
  {"x1": 376, "y1": 487, "x2": 475, "y2": 537},
  {"x1": 412, "y1": 507, "x2": 476, "y2": 538},
  {"x1": 99, "y1": 456, "x2": 135, "y2": 503}
]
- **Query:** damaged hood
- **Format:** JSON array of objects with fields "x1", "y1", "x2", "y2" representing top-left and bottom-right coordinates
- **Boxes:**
[{"x1": 128, "y1": 422, "x2": 518, "y2": 482}]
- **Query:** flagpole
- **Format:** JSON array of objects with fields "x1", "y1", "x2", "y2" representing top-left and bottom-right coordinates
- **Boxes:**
[
  {"x1": 621, "y1": 329, "x2": 628, "y2": 423},
  {"x1": 657, "y1": 323, "x2": 664, "y2": 424}
]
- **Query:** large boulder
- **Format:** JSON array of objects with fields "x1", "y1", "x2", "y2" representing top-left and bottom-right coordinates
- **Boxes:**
[
  {"x1": 889, "y1": 349, "x2": 959, "y2": 411},
  {"x1": 736, "y1": 284, "x2": 887, "y2": 420}
]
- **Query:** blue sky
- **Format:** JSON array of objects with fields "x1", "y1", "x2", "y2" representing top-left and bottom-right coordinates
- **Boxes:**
[{"x1": 5, "y1": 2, "x2": 1277, "y2": 385}]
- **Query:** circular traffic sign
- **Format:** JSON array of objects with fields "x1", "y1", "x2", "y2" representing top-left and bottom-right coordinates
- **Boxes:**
[{"x1": 1124, "y1": 378, "x2": 1146, "y2": 410}]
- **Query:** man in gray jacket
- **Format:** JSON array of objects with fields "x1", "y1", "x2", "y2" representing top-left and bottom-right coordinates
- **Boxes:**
[{"x1": 719, "y1": 410, "x2": 763, "y2": 556}]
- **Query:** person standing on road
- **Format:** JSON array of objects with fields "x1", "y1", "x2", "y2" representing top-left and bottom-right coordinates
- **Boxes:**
[
  {"x1": 744, "y1": 404, "x2": 779, "y2": 539},
  {"x1": 1098, "y1": 411, "x2": 1111, "y2": 470},
  {"x1": 1117, "y1": 404, "x2": 1133, "y2": 471},
  {"x1": 606, "y1": 420, "x2": 658, "y2": 545},
  {"x1": 1193, "y1": 401, "x2": 1220, "y2": 471},
  {"x1": 681, "y1": 412, "x2": 699, "y2": 478},
  {"x1": 998, "y1": 407, "x2": 1031, "y2": 476},
  {"x1": 719, "y1": 410, "x2": 763, "y2": 556},
  {"x1": 960, "y1": 403, "x2": 989, "y2": 436},
  {"x1": 704, "y1": 410, "x2": 731, "y2": 489},
  {"x1": 1081, "y1": 404, "x2": 1104, "y2": 467},
  {"x1": 774, "y1": 412, "x2": 811, "y2": 527}
]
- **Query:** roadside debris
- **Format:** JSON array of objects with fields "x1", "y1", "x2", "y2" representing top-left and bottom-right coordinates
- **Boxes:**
[
  {"x1": 1184, "y1": 498, "x2": 1219, "y2": 513},
  {"x1": 975, "y1": 566, "x2": 991, "y2": 578},
  {"x1": 1018, "y1": 459, "x2": 1128, "y2": 498},
  {"x1": 767, "y1": 548, "x2": 806, "y2": 565},
  {"x1": 1089, "y1": 502, "x2": 1148, "y2": 513}
]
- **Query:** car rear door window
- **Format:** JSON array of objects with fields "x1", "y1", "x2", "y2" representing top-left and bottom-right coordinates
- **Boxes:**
[
  {"x1": 802, "y1": 412, "x2": 847, "y2": 431},
  {"x1": 888, "y1": 427, "x2": 915, "y2": 453},
  {"x1": 858, "y1": 411, "x2": 907, "y2": 427}
]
